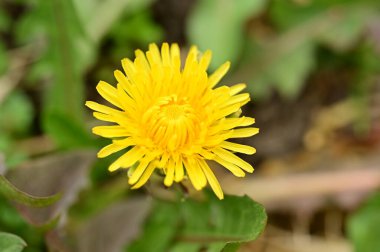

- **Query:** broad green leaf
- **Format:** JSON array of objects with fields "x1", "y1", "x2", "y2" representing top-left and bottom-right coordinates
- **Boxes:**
[
  {"x1": 0, "y1": 232, "x2": 26, "y2": 252},
  {"x1": 127, "y1": 194, "x2": 267, "y2": 251},
  {"x1": 0, "y1": 175, "x2": 60, "y2": 207},
  {"x1": 180, "y1": 195, "x2": 266, "y2": 243},
  {"x1": 187, "y1": 0, "x2": 266, "y2": 69},
  {"x1": 347, "y1": 193, "x2": 380, "y2": 252}
]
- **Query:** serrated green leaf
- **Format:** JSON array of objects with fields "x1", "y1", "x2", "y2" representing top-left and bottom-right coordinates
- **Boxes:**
[
  {"x1": 188, "y1": 0, "x2": 266, "y2": 69},
  {"x1": 0, "y1": 232, "x2": 27, "y2": 252},
  {"x1": 0, "y1": 175, "x2": 60, "y2": 208},
  {"x1": 347, "y1": 193, "x2": 380, "y2": 252}
]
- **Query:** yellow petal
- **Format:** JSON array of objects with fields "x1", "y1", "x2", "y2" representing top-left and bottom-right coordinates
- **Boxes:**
[
  {"x1": 213, "y1": 103, "x2": 241, "y2": 120},
  {"x1": 213, "y1": 148, "x2": 254, "y2": 173},
  {"x1": 161, "y1": 42, "x2": 171, "y2": 66},
  {"x1": 121, "y1": 58, "x2": 136, "y2": 79},
  {"x1": 97, "y1": 139, "x2": 134, "y2": 158},
  {"x1": 85, "y1": 101, "x2": 122, "y2": 115},
  {"x1": 183, "y1": 158, "x2": 207, "y2": 190},
  {"x1": 96, "y1": 81, "x2": 123, "y2": 108},
  {"x1": 93, "y1": 112, "x2": 114, "y2": 122},
  {"x1": 146, "y1": 43, "x2": 162, "y2": 66},
  {"x1": 108, "y1": 146, "x2": 145, "y2": 172},
  {"x1": 230, "y1": 83, "x2": 246, "y2": 95},
  {"x1": 131, "y1": 161, "x2": 156, "y2": 189},
  {"x1": 223, "y1": 93, "x2": 250, "y2": 107},
  {"x1": 230, "y1": 128, "x2": 259, "y2": 138},
  {"x1": 158, "y1": 152, "x2": 169, "y2": 168},
  {"x1": 213, "y1": 156, "x2": 245, "y2": 177},
  {"x1": 164, "y1": 158, "x2": 175, "y2": 187},
  {"x1": 198, "y1": 159, "x2": 224, "y2": 200},
  {"x1": 134, "y1": 49, "x2": 150, "y2": 71},
  {"x1": 174, "y1": 156, "x2": 184, "y2": 182},
  {"x1": 92, "y1": 125, "x2": 130, "y2": 138},
  {"x1": 209, "y1": 117, "x2": 255, "y2": 135},
  {"x1": 220, "y1": 141, "x2": 256, "y2": 155},
  {"x1": 199, "y1": 50, "x2": 212, "y2": 71},
  {"x1": 128, "y1": 153, "x2": 157, "y2": 185},
  {"x1": 208, "y1": 61, "x2": 230, "y2": 88}
]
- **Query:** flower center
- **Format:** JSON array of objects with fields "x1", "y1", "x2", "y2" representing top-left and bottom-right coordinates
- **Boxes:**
[
  {"x1": 143, "y1": 95, "x2": 199, "y2": 151},
  {"x1": 162, "y1": 103, "x2": 187, "y2": 120}
]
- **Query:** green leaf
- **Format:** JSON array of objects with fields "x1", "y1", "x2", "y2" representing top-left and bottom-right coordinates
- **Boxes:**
[
  {"x1": 318, "y1": 6, "x2": 376, "y2": 51},
  {"x1": 252, "y1": 42, "x2": 316, "y2": 99},
  {"x1": 0, "y1": 175, "x2": 60, "y2": 208},
  {"x1": 0, "y1": 232, "x2": 27, "y2": 252},
  {"x1": 127, "y1": 201, "x2": 180, "y2": 252},
  {"x1": 179, "y1": 195, "x2": 266, "y2": 243},
  {"x1": 108, "y1": 10, "x2": 164, "y2": 61},
  {"x1": 169, "y1": 243, "x2": 202, "y2": 252},
  {"x1": 222, "y1": 242, "x2": 241, "y2": 252},
  {"x1": 234, "y1": 1, "x2": 379, "y2": 100},
  {"x1": 127, "y1": 194, "x2": 267, "y2": 251},
  {"x1": 16, "y1": 0, "x2": 95, "y2": 146},
  {"x1": 347, "y1": 193, "x2": 380, "y2": 252},
  {"x1": 43, "y1": 111, "x2": 95, "y2": 148},
  {"x1": 0, "y1": 91, "x2": 34, "y2": 137},
  {"x1": 187, "y1": 0, "x2": 266, "y2": 69},
  {"x1": 73, "y1": 0, "x2": 154, "y2": 43}
]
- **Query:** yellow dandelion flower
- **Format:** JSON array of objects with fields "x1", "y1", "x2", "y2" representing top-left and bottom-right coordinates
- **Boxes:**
[{"x1": 86, "y1": 43, "x2": 258, "y2": 199}]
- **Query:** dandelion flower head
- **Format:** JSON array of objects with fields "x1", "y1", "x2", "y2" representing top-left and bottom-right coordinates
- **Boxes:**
[{"x1": 86, "y1": 43, "x2": 258, "y2": 199}]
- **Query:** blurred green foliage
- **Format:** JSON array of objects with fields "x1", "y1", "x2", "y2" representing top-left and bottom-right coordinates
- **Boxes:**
[
  {"x1": 187, "y1": 0, "x2": 266, "y2": 69},
  {"x1": 348, "y1": 193, "x2": 380, "y2": 252}
]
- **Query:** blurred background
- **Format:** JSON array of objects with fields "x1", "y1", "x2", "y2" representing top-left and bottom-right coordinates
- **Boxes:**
[{"x1": 1, "y1": 0, "x2": 380, "y2": 251}]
